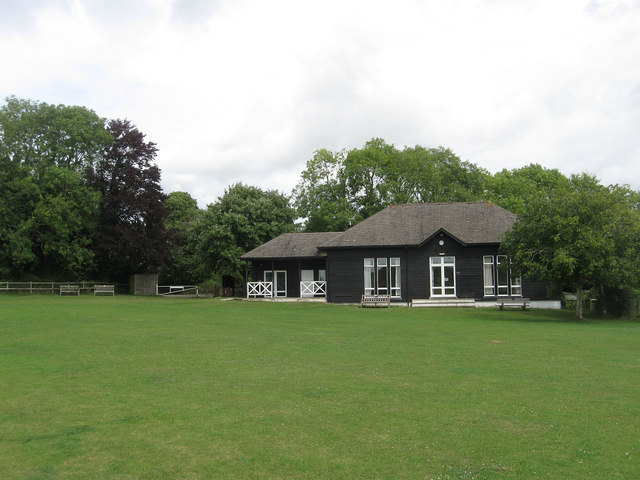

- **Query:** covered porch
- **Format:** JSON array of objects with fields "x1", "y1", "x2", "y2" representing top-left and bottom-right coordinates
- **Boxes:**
[{"x1": 240, "y1": 231, "x2": 341, "y2": 300}]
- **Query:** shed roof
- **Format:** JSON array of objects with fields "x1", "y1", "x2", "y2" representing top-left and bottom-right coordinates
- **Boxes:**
[{"x1": 240, "y1": 232, "x2": 342, "y2": 260}]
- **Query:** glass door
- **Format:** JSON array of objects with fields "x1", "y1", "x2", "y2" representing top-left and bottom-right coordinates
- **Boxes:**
[
  {"x1": 430, "y1": 257, "x2": 456, "y2": 297},
  {"x1": 264, "y1": 270, "x2": 287, "y2": 297}
]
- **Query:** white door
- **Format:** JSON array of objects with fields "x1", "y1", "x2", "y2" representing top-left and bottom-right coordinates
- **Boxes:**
[
  {"x1": 430, "y1": 256, "x2": 456, "y2": 297},
  {"x1": 301, "y1": 270, "x2": 314, "y2": 297}
]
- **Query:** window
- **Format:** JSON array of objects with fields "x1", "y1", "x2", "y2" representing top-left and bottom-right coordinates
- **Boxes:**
[
  {"x1": 390, "y1": 257, "x2": 401, "y2": 297},
  {"x1": 496, "y1": 255, "x2": 509, "y2": 295},
  {"x1": 318, "y1": 269, "x2": 326, "y2": 282},
  {"x1": 484, "y1": 255, "x2": 521, "y2": 297},
  {"x1": 377, "y1": 258, "x2": 388, "y2": 295},
  {"x1": 483, "y1": 256, "x2": 495, "y2": 296},
  {"x1": 364, "y1": 258, "x2": 375, "y2": 295},
  {"x1": 364, "y1": 257, "x2": 401, "y2": 296},
  {"x1": 511, "y1": 273, "x2": 522, "y2": 296}
]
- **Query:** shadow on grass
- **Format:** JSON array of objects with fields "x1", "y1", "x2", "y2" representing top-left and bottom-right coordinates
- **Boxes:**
[{"x1": 483, "y1": 307, "x2": 639, "y2": 325}]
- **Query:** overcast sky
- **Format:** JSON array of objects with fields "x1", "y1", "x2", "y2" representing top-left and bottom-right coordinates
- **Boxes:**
[{"x1": 1, "y1": 0, "x2": 639, "y2": 207}]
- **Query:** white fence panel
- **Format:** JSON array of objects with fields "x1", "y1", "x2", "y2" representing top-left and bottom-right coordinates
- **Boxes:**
[{"x1": 247, "y1": 281, "x2": 273, "y2": 298}]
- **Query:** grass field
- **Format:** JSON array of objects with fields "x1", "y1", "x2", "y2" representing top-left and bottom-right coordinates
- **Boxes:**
[{"x1": 0, "y1": 296, "x2": 638, "y2": 479}]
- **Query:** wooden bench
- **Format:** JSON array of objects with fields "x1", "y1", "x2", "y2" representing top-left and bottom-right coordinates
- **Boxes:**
[
  {"x1": 59, "y1": 284, "x2": 80, "y2": 296},
  {"x1": 94, "y1": 284, "x2": 115, "y2": 296},
  {"x1": 361, "y1": 294, "x2": 391, "y2": 308},
  {"x1": 497, "y1": 297, "x2": 530, "y2": 310}
]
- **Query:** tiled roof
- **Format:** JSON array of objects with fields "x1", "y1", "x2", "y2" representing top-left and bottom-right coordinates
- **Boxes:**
[
  {"x1": 320, "y1": 202, "x2": 516, "y2": 248},
  {"x1": 241, "y1": 202, "x2": 516, "y2": 259},
  {"x1": 240, "y1": 232, "x2": 342, "y2": 260}
]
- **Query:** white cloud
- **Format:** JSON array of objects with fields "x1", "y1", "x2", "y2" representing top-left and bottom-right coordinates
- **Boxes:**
[{"x1": 1, "y1": 0, "x2": 639, "y2": 206}]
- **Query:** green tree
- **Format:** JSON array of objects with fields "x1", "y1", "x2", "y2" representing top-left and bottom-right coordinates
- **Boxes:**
[
  {"x1": 25, "y1": 167, "x2": 100, "y2": 278},
  {"x1": 0, "y1": 156, "x2": 39, "y2": 278},
  {"x1": 0, "y1": 96, "x2": 111, "y2": 174},
  {"x1": 162, "y1": 191, "x2": 203, "y2": 284},
  {"x1": 0, "y1": 96, "x2": 108, "y2": 279},
  {"x1": 292, "y1": 139, "x2": 488, "y2": 232},
  {"x1": 342, "y1": 138, "x2": 400, "y2": 219},
  {"x1": 394, "y1": 145, "x2": 488, "y2": 204},
  {"x1": 196, "y1": 183, "x2": 296, "y2": 279},
  {"x1": 292, "y1": 148, "x2": 356, "y2": 232},
  {"x1": 486, "y1": 164, "x2": 569, "y2": 215},
  {"x1": 501, "y1": 174, "x2": 640, "y2": 318}
]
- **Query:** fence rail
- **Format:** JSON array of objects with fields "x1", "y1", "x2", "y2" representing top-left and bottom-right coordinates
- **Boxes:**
[
  {"x1": 300, "y1": 281, "x2": 326, "y2": 298},
  {"x1": 156, "y1": 285, "x2": 199, "y2": 297},
  {"x1": 247, "y1": 281, "x2": 273, "y2": 298},
  {"x1": 0, "y1": 281, "x2": 109, "y2": 294}
]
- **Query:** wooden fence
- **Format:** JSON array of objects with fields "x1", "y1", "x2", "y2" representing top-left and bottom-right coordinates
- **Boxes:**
[{"x1": 0, "y1": 282, "x2": 122, "y2": 294}]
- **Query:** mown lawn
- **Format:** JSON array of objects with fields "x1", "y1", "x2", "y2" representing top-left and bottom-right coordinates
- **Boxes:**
[{"x1": 0, "y1": 296, "x2": 638, "y2": 479}]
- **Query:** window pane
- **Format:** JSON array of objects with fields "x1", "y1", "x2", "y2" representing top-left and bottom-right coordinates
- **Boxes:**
[
  {"x1": 432, "y1": 265, "x2": 442, "y2": 290},
  {"x1": 511, "y1": 274, "x2": 522, "y2": 296},
  {"x1": 377, "y1": 263, "x2": 388, "y2": 294},
  {"x1": 364, "y1": 259, "x2": 375, "y2": 294},
  {"x1": 443, "y1": 266, "x2": 455, "y2": 287},
  {"x1": 497, "y1": 255, "x2": 509, "y2": 295},
  {"x1": 483, "y1": 256, "x2": 495, "y2": 296},
  {"x1": 390, "y1": 259, "x2": 401, "y2": 297}
]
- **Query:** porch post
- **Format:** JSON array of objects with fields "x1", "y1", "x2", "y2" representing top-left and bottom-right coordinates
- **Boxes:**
[
  {"x1": 244, "y1": 264, "x2": 248, "y2": 298},
  {"x1": 271, "y1": 261, "x2": 275, "y2": 298},
  {"x1": 298, "y1": 259, "x2": 301, "y2": 298}
]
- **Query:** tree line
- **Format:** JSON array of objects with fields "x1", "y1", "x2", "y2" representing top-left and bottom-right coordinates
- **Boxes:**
[{"x1": 2, "y1": 97, "x2": 639, "y2": 316}]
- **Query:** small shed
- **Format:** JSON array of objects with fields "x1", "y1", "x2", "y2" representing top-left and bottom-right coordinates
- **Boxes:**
[{"x1": 129, "y1": 274, "x2": 158, "y2": 296}]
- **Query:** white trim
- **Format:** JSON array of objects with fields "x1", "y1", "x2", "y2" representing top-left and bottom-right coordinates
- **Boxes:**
[{"x1": 430, "y1": 256, "x2": 456, "y2": 297}]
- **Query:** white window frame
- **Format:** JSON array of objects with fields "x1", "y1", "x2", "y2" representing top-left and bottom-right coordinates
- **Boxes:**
[
  {"x1": 364, "y1": 258, "x2": 375, "y2": 295},
  {"x1": 376, "y1": 258, "x2": 388, "y2": 295},
  {"x1": 430, "y1": 256, "x2": 456, "y2": 297},
  {"x1": 364, "y1": 257, "x2": 401, "y2": 297},
  {"x1": 496, "y1": 255, "x2": 510, "y2": 296},
  {"x1": 390, "y1": 257, "x2": 401, "y2": 298},
  {"x1": 483, "y1": 255, "x2": 495, "y2": 297},
  {"x1": 510, "y1": 272, "x2": 522, "y2": 296}
]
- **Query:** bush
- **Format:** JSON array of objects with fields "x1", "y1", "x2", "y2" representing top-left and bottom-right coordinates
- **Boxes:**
[
  {"x1": 596, "y1": 286, "x2": 640, "y2": 317},
  {"x1": 199, "y1": 276, "x2": 222, "y2": 296}
]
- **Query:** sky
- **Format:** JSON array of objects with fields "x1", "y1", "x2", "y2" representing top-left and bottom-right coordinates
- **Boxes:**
[{"x1": 1, "y1": 0, "x2": 640, "y2": 207}]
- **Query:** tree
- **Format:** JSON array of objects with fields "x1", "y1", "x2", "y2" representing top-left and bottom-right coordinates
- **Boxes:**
[
  {"x1": 292, "y1": 148, "x2": 356, "y2": 232},
  {"x1": 88, "y1": 119, "x2": 168, "y2": 282},
  {"x1": 0, "y1": 96, "x2": 108, "y2": 279},
  {"x1": 393, "y1": 145, "x2": 488, "y2": 204},
  {"x1": 162, "y1": 191, "x2": 203, "y2": 284},
  {"x1": 292, "y1": 139, "x2": 489, "y2": 232},
  {"x1": 0, "y1": 155, "x2": 39, "y2": 278},
  {"x1": 501, "y1": 174, "x2": 640, "y2": 318},
  {"x1": 0, "y1": 96, "x2": 111, "y2": 174},
  {"x1": 486, "y1": 164, "x2": 569, "y2": 215},
  {"x1": 195, "y1": 183, "x2": 296, "y2": 279}
]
